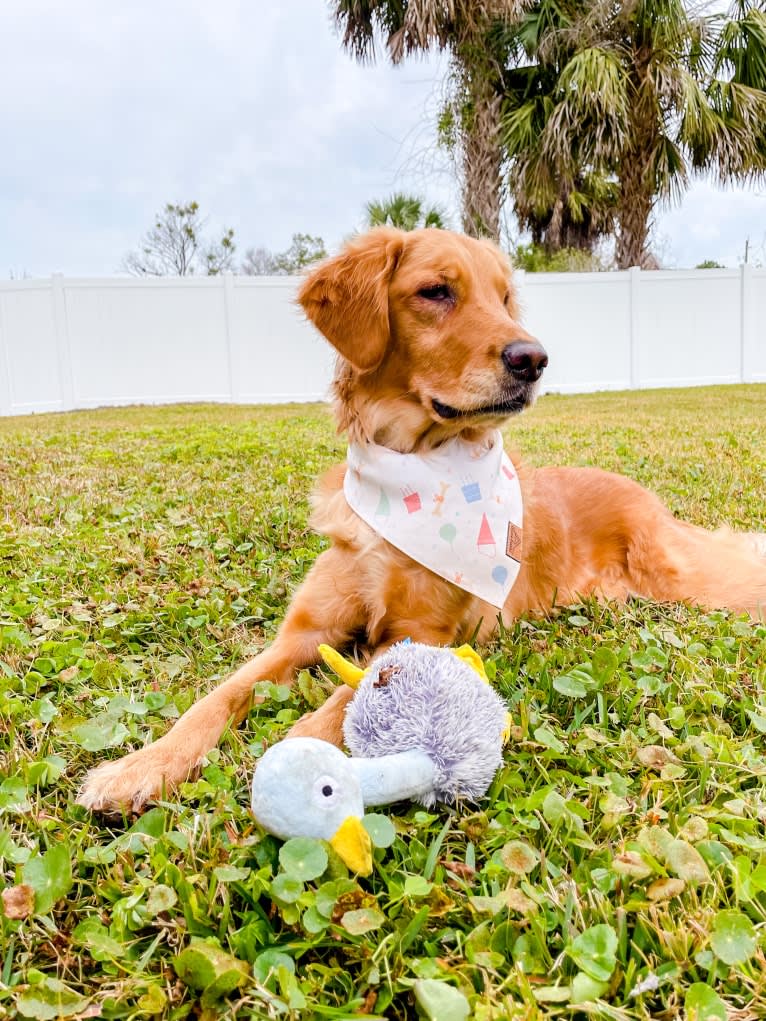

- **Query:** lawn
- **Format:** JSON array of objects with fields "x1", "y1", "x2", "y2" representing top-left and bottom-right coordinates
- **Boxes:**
[{"x1": 1, "y1": 385, "x2": 766, "y2": 1020}]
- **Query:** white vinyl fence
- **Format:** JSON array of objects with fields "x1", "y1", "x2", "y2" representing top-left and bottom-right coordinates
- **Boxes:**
[{"x1": 0, "y1": 267, "x2": 764, "y2": 417}]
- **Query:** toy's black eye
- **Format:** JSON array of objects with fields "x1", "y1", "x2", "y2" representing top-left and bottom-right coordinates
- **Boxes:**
[
  {"x1": 314, "y1": 773, "x2": 340, "y2": 806},
  {"x1": 418, "y1": 284, "x2": 453, "y2": 302}
]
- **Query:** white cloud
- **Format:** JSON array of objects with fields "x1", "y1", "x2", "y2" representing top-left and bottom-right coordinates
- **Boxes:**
[{"x1": 658, "y1": 181, "x2": 765, "y2": 267}]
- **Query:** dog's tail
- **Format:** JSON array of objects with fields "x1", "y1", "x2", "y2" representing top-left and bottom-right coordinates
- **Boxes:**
[{"x1": 628, "y1": 518, "x2": 766, "y2": 622}]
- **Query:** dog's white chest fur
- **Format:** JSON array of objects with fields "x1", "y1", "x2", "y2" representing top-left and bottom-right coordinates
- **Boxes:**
[{"x1": 344, "y1": 430, "x2": 523, "y2": 607}]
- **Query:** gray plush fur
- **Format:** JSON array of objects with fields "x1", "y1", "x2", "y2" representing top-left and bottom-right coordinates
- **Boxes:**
[{"x1": 343, "y1": 642, "x2": 507, "y2": 807}]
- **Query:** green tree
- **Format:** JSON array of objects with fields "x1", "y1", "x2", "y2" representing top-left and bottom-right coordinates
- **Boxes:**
[
  {"x1": 498, "y1": 15, "x2": 620, "y2": 253},
  {"x1": 512, "y1": 241, "x2": 608, "y2": 272},
  {"x1": 123, "y1": 201, "x2": 235, "y2": 276},
  {"x1": 365, "y1": 193, "x2": 447, "y2": 230},
  {"x1": 501, "y1": 0, "x2": 766, "y2": 267},
  {"x1": 240, "y1": 234, "x2": 327, "y2": 276},
  {"x1": 331, "y1": 0, "x2": 527, "y2": 239},
  {"x1": 273, "y1": 234, "x2": 327, "y2": 273}
]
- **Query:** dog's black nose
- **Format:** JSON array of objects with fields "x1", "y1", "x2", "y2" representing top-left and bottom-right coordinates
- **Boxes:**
[{"x1": 502, "y1": 340, "x2": 549, "y2": 382}]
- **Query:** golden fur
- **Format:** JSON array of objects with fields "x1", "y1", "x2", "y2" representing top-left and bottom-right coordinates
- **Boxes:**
[{"x1": 79, "y1": 227, "x2": 766, "y2": 813}]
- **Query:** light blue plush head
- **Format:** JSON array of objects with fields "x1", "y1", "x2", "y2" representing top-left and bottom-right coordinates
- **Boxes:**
[{"x1": 251, "y1": 737, "x2": 364, "y2": 841}]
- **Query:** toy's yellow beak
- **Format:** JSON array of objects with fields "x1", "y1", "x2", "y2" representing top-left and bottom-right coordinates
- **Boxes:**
[
  {"x1": 330, "y1": 816, "x2": 373, "y2": 876},
  {"x1": 318, "y1": 644, "x2": 367, "y2": 690}
]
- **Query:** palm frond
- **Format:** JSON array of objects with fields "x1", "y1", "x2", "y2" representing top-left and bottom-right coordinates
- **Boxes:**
[
  {"x1": 542, "y1": 47, "x2": 629, "y2": 164},
  {"x1": 332, "y1": 0, "x2": 387, "y2": 62},
  {"x1": 678, "y1": 68, "x2": 725, "y2": 155},
  {"x1": 715, "y1": 8, "x2": 766, "y2": 86},
  {"x1": 502, "y1": 97, "x2": 548, "y2": 155},
  {"x1": 649, "y1": 133, "x2": 688, "y2": 203},
  {"x1": 701, "y1": 79, "x2": 766, "y2": 177},
  {"x1": 365, "y1": 192, "x2": 447, "y2": 231},
  {"x1": 423, "y1": 207, "x2": 448, "y2": 229}
]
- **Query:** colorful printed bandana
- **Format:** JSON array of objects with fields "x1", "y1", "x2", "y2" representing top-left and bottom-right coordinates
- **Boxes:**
[{"x1": 344, "y1": 430, "x2": 523, "y2": 608}]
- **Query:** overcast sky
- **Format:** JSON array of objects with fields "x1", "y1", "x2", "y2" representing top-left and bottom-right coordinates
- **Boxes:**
[{"x1": 2, "y1": 0, "x2": 764, "y2": 278}]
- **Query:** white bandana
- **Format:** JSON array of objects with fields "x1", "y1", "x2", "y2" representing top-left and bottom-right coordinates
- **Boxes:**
[{"x1": 344, "y1": 430, "x2": 523, "y2": 608}]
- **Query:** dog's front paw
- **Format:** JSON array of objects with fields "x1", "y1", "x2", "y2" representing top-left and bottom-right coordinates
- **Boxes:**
[{"x1": 77, "y1": 742, "x2": 200, "y2": 815}]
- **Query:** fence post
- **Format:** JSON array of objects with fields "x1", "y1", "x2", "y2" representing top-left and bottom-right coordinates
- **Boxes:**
[
  {"x1": 222, "y1": 271, "x2": 238, "y2": 403},
  {"x1": 629, "y1": 266, "x2": 641, "y2": 389},
  {"x1": 740, "y1": 262, "x2": 753, "y2": 383},
  {"x1": 52, "y1": 273, "x2": 75, "y2": 411},
  {"x1": 0, "y1": 292, "x2": 11, "y2": 416}
]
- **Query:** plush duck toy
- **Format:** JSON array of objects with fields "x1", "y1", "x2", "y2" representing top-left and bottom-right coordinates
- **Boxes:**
[{"x1": 250, "y1": 641, "x2": 508, "y2": 875}]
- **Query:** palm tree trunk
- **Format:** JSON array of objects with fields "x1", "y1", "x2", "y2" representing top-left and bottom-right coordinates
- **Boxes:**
[
  {"x1": 615, "y1": 183, "x2": 653, "y2": 268},
  {"x1": 459, "y1": 69, "x2": 503, "y2": 240},
  {"x1": 615, "y1": 109, "x2": 655, "y2": 267},
  {"x1": 615, "y1": 55, "x2": 656, "y2": 269}
]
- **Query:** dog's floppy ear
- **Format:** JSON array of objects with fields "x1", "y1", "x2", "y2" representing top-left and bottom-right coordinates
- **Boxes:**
[{"x1": 298, "y1": 228, "x2": 405, "y2": 372}]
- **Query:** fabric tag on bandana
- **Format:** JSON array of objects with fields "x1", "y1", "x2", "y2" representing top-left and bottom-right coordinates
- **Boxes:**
[{"x1": 344, "y1": 429, "x2": 523, "y2": 608}]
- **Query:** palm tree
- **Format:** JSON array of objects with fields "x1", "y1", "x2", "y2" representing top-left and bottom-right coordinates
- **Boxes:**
[
  {"x1": 498, "y1": 15, "x2": 620, "y2": 253},
  {"x1": 331, "y1": 0, "x2": 529, "y2": 240},
  {"x1": 501, "y1": 0, "x2": 766, "y2": 267},
  {"x1": 365, "y1": 193, "x2": 447, "y2": 230}
]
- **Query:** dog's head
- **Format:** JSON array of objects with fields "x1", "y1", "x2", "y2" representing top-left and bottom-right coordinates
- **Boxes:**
[{"x1": 298, "y1": 227, "x2": 547, "y2": 451}]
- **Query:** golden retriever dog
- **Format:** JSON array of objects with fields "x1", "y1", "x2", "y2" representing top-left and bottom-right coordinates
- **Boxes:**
[{"x1": 79, "y1": 227, "x2": 766, "y2": 813}]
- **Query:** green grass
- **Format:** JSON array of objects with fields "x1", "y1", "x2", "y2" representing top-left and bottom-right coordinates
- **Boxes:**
[{"x1": 1, "y1": 385, "x2": 765, "y2": 1020}]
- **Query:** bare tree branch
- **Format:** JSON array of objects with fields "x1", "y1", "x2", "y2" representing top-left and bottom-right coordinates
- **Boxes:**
[{"x1": 122, "y1": 202, "x2": 236, "y2": 276}]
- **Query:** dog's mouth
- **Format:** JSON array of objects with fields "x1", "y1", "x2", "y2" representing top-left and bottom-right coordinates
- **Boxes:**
[{"x1": 431, "y1": 389, "x2": 534, "y2": 421}]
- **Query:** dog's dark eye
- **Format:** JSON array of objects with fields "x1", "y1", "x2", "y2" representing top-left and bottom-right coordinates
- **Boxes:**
[
  {"x1": 322, "y1": 785, "x2": 333, "y2": 797},
  {"x1": 418, "y1": 284, "x2": 453, "y2": 302}
]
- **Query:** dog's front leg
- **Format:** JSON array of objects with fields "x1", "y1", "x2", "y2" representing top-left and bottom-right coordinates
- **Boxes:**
[
  {"x1": 77, "y1": 548, "x2": 366, "y2": 814},
  {"x1": 286, "y1": 684, "x2": 358, "y2": 746}
]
